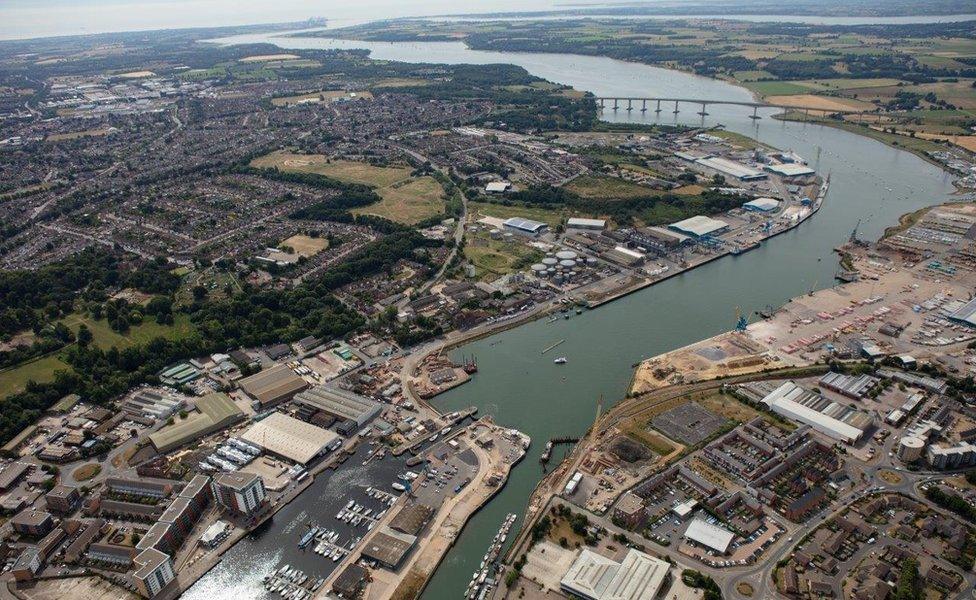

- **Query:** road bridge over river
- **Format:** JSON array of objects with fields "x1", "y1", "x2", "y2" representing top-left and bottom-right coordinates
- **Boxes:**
[{"x1": 595, "y1": 96, "x2": 870, "y2": 119}]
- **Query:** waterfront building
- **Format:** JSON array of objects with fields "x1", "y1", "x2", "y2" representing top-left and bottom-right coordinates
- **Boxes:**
[
  {"x1": 133, "y1": 547, "x2": 176, "y2": 598},
  {"x1": 240, "y1": 412, "x2": 340, "y2": 465},
  {"x1": 669, "y1": 215, "x2": 730, "y2": 238},
  {"x1": 211, "y1": 472, "x2": 267, "y2": 518}
]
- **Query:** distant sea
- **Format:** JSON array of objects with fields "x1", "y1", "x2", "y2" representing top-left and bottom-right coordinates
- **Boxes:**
[
  {"x1": 2, "y1": 0, "x2": 974, "y2": 42},
  {"x1": 0, "y1": 0, "x2": 559, "y2": 41}
]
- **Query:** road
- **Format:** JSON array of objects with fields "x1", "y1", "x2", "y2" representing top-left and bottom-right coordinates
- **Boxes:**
[{"x1": 393, "y1": 143, "x2": 468, "y2": 295}]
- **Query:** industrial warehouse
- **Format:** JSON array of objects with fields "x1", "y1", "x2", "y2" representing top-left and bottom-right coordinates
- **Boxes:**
[
  {"x1": 293, "y1": 385, "x2": 382, "y2": 431},
  {"x1": 749, "y1": 380, "x2": 873, "y2": 444},
  {"x1": 239, "y1": 412, "x2": 340, "y2": 465},
  {"x1": 559, "y1": 548, "x2": 671, "y2": 600},
  {"x1": 668, "y1": 215, "x2": 730, "y2": 238},
  {"x1": 238, "y1": 364, "x2": 310, "y2": 409},
  {"x1": 148, "y1": 392, "x2": 245, "y2": 453}
]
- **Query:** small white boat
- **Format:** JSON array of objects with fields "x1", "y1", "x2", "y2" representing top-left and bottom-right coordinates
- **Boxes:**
[{"x1": 553, "y1": 357, "x2": 567, "y2": 364}]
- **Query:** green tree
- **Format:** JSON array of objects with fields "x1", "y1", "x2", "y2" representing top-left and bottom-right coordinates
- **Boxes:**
[{"x1": 77, "y1": 324, "x2": 93, "y2": 348}]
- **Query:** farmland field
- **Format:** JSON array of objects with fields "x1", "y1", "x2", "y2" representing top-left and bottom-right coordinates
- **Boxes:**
[
  {"x1": 741, "y1": 81, "x2": 812, "y2": 96},
  {"x1": 766, "y1": 94, "x2": 874, "y2": 113}
]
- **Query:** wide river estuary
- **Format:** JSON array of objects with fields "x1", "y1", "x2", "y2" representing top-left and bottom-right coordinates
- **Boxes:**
[{"x1": 189, "y1": 29, "x2": 959, "y2": 600}]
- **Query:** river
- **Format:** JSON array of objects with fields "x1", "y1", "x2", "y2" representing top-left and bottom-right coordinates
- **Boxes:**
[{"x1": 192, "y1": 31, "x2": 957, "y2": 600}]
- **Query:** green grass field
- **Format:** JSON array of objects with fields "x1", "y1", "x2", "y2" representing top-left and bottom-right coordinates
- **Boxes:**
[
  {"x1": 565, "y1": 175, "x2": 665, "y2": 200},
  {"x1": 60, "y1": 313, "x2": 195, "y2": 350},
  {"x1": 351, "y1": 176, "x2": 446, "y2": 225},
  {"x1": 251, "y1": 153, "x2": 412, "y2": 187},
  {"x1": 252, "y1": 152, "x2": 446, "y2": 224},
  {"x1": 741, "y1": 81, "x2": 812, "y2": 97},
  {"x1": 0, "y1": 355, "x2": 71, "y2": 398},
  {"x1": 464, "y1": 237, "x2": 543, "y2": 281},
  {"x1": 470, "y1": 201, "x2": 577, "y2": 228}
]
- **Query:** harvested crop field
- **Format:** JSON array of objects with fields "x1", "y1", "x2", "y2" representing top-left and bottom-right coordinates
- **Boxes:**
[{"x1": 767, "y1": 94, "x2": 873, "y2": 113}]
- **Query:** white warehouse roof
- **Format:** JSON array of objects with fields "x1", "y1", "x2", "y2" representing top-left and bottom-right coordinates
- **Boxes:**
[
  {"x1": 669, "y1": 215, "x2": 729, "y2": 238},
  {"x1": 560, "y1": 548, "x2": 670, "y2": 600},
  {"x1": 240, "y1": 412, "x2": 339, "y2": 464},
  {"x1": 695, "y1": 156, "x2": 765, "y2": 180},
  {"x1": 760, "y1": 382, "x2": 865, "y2": 444},
  {"x1": 485, "y1": 181, "x2": 511, "y2": 193},
  {"x1": 743, "y1": 197, "x2": 780, "y2": 212},
  {"x1": 503, "y1": 217, "x2": 547, "y2": 233},
  {"x1": 684, "y1": 518, "x2": 735, "y2": 554},
  {"x1": 566, "y1": 217, "x2": 607, "y2": 229},
  {"x1": 765, "y1": 163, "x2": 815, "y2": 177}
]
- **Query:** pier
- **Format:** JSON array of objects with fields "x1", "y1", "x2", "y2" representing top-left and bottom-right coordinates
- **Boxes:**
[{"x1": 539, "y1": 437, "x2": 580, "y2": 465}]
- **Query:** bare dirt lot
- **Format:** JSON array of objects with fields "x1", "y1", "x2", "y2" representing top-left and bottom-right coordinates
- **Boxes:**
[
  {"x1": 22, "y1": 576, "x2": 138, "y2": 600},
  {"x1": 280, "y1": 234, "x2": 328, "y2": 257}
]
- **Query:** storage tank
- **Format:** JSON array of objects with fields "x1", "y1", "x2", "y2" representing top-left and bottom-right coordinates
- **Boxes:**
[
  {"x1": 542, "y1": 257, "x2": 558, "y2": 266},
  {"x1": 559, "y1": 259, "x2": 576, "y2": 268},
  {"x1": 531, "y1": 263, "x2": 547, "y2": 274},
  {"x1": 555, "y1": 250, "x2": 578, "y2": 261},
  {"x1": 897, "y1": 436, "x2": 925, "y2": 462}
]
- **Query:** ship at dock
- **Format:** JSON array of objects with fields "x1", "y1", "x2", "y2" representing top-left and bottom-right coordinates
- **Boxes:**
[{"x1": 466, "y1": 513, "x2": 518, "y2": 600}]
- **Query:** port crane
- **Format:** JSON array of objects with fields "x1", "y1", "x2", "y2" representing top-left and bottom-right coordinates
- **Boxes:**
[{"x1": 734, "y1": 307, "x2": 748, "y2": 332}]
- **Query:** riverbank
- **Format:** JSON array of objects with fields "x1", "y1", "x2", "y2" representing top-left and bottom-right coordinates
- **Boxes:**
[
  {"x1": 773, "y1": 112, "x2": 972, "y2": 176},
  {"x1": 206, "y1": 29, "x2": 959, "y2": 600},
  {"x1": 587, "y1": 174, "x2": 828, "y2": 309}
]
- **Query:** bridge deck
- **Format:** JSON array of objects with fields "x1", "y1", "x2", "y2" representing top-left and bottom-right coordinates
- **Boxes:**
[{"x1": 594, "y1": 96, "x2": 866, "y2": 114}]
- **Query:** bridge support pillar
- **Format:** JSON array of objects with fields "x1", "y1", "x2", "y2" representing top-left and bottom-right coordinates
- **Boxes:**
[
  {"x1": 641, "y1": 99, "x2": 647, "y2": 112},
  {"x1": 613, "y1": 98, "x2": 619, "y2": 111},
  {"x1": 749, "y1": 106, "x2": 761, "y2": 120},
  {"x1": 627, "y1": 98, "x2": 633, "y2": 112},
  {"x1": 697, "y1": 102, "x2": 709, "y2": 117},
  {"x1": 672, "y1": 100, "x2": 680, "y2": 114},
  {"x1": 598, "y1": 98, "x2": 604, "y2": 109},
  {"x1": 655, "y1": 100, "x2": 661, "y2": 113}
]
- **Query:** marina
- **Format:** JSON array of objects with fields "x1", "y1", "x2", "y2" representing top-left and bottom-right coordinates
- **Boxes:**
[{"x1": 466, "y1": 513, "x2": 518, "y2": 600}]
